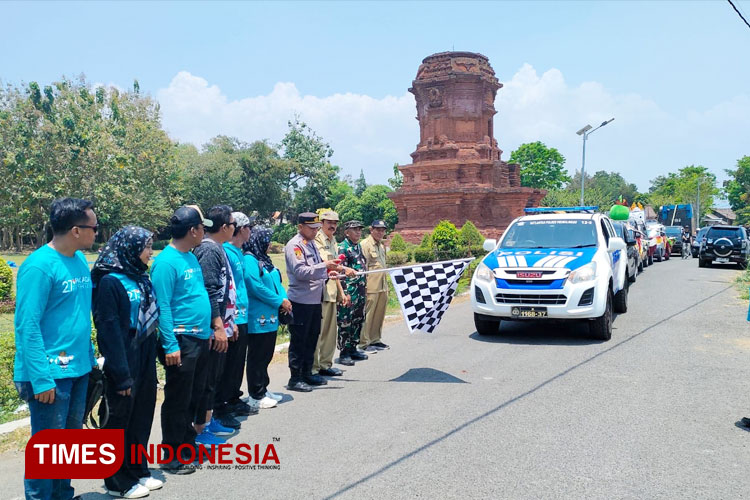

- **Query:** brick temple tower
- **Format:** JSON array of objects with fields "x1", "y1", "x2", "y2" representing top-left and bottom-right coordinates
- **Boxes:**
[{"x1": 388, "y1": 51, "x2": 546, "y2": 243}]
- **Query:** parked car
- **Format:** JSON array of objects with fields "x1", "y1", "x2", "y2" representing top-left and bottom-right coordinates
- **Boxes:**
[
  {"x1": 612, "y1": 221, "x2": 639, "y2": 282},
  {"x1": 691, "y1": 227, "x2": 709, "y2": 257},
  {"x1": 646, "y1": 223, "x2": 667, "y2": 263},
  {"x1": 698, "y1": 225, "x2": 749, "y2": 269}
]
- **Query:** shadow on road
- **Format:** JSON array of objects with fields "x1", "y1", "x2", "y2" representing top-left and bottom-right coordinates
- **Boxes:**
[
  {"x1": 467, "y1": 317, "x2": 626, "y2": 346},
  {"x1": 389, "y1": 368, "x2": 467, "y2": 384}
]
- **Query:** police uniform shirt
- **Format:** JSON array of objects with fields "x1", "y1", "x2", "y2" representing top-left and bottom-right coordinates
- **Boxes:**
[
  {"x1": 360, "y1": 235, "x2": 388, "y2": 293},
  {"x1": 285, "y1": 233, "x2": 328, "y2": 304}
]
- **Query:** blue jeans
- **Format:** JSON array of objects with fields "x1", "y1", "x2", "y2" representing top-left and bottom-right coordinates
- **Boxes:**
[{"x1": 15, "y1": 374, "x2": 88, "y2": 500}]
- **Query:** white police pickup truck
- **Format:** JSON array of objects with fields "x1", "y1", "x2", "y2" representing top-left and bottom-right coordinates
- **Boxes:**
[{"x1": 471, "y1": 207, "x2": 630, "y2": 340}]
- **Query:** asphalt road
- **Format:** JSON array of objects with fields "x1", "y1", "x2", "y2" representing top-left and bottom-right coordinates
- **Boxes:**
[{"x1": 2, "y1": 257, "x2": 750, "y2": 499}]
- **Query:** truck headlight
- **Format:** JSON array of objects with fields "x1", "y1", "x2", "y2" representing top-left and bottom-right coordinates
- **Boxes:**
[
  {"x1": 568, "y1": 262, "x2": 597, "y2": 284},
  {"x1": 475, "y1": 262, "x2": 494, "y2": 282}
]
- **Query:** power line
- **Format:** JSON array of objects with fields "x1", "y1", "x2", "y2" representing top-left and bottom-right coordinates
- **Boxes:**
[{"x1": 728, "y1": 0, "x2": 750, "y2": 30}]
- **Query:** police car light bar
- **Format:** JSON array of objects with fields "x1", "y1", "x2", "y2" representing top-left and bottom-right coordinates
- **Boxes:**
[{"x1": 524, "y1": 206, "x2": 599, "y2": 213}]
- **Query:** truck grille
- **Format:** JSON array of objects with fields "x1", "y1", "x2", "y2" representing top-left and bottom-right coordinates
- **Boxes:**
[{"x1": 495, "y1": 293, "x2": 567, "y2": 305}]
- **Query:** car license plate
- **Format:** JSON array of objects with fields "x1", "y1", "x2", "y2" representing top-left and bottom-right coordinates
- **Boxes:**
[
  {"x1": 511, "y1": 307, "x2": 548, "y2": 318},
  {"x1": 715, "y1": 258, "x2": 729, "y2": 263}
]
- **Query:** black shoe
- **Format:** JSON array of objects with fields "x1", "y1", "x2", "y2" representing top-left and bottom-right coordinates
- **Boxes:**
[
  {"x1": 338, "y1": 354, "x2": 355, "y2": 366},
  {"x1": 351, "y1": 350, "x2": 369, "y2": 361},
  {"x1": 161, "y1": 459, "x2": 196, "y2": 475},
  {"x1": 303, "y1": 374, "x2": 328, "y2": 386},
  {"x1": 741, "y1": 417, "x2": 750, "y2": 428},
  {"x1": 319, "y1": 367, "x2": 343, "y2": 376},
  {"x1": 287, "y1": 380, "x2": 313, "y2": 392},
  {"x1": 214, "y1": 412, "x2": 242, "y2": 429},
  {"x1": 225, "y1": 400, "x2": 256, "y2": 416},
  {"x1": 371, "y1": 341, "x2": 389, "y2": 350}
]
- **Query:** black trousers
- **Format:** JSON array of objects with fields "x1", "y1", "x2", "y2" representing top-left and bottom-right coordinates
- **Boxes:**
[
  {"x1": 197, "y1": 346, "x2": 226, "y2": 424},
  {"x1": 104, "y1": 334, "x2": 157, "y2": 492},
  {"x1": 246, "y1": 330, "x2": 277, "y2": 400},
  {"x1": 158, "y1": 335, "x2": 210, "y2": 454},
  {"x1": 288, "y1": 302, "x2": 322, "y2": 381},
  {"x1": 217, "y1": 323, "x2": 249, "y2": 405}
]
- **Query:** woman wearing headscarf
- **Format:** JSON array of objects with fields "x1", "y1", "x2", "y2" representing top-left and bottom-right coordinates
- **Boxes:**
[
  {"x1": 243, "y1": 226, "x2": 292, "y2": 409},
  {"x1": 92, "y1": 226, "x2": 161, "y2": 499}
]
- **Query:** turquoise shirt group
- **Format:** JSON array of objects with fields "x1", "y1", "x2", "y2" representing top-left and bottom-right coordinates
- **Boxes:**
[
  {"x1": 244, "y1": 253, "x2": 287, "y2": 333},
  {"x1": 150, "y1": 245, "x2": 212, "y2": 354},
  {"x1": 13, "y1": 245, "x2": 95, "y2": 394},
  {"x1": 224, "y1": 243, "x2": 249, "y2": 326}
]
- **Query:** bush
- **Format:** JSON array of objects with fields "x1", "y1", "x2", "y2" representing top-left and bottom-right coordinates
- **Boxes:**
[
  {"x1": 272, "y1": 224, "x2": 297, "y2": 244},
  {"x1": 467, "y1": 245, "x2": 488, "y2": 258},
  {"x1": 432, "y1": 220, "x2": 461, "y2": 256},
  {"x1": 459, "y1": 221, "x2": 485, "y2": 247},
  {"x1": 419, "y1": 232, "x2": 432, "y2": 248},
  {"x1": 414, "y1": 248, "x2": 434, "y2": 263},
  {"x1": 386, "y1": 251, "x2": 408, "y2": 266},
  {"x1": 0, "y1": 258, "x2": 13, "y2": 301},
  {"x1": 152, "y1": 239, "x2": 169, "y2": 251},
  {"x1": 269, "y1": 242, "x2": 284, "y2": 254},
  {"x1": 0, "y1": 300, "x2": 15, "y2": 314},
  {"x1": 0, "y1": 330, "x2": 21, "y2": 416},
  {"x1": 389, "y1": 233, "x2": 407, "y2": 252}
]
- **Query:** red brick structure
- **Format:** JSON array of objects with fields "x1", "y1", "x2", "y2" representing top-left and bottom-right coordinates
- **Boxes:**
[{"x1": 388, "y1": 51, "x2": 546, "y2": 243}]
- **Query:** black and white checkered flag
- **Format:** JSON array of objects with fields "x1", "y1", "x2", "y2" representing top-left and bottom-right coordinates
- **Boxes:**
[{"x1": 389, "y1": 259, "x2": 473, "y2": 333}]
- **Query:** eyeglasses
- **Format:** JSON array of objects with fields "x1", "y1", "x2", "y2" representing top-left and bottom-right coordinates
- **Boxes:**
[
  {"x1": 75, "y1": 224, "x2": 99, "y2": 232},
  {"x1": 227, "y1": 222, "x2": 237, "y2": 229}
]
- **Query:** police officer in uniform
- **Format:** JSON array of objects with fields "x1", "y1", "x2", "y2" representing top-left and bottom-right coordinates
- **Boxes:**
[
  {"x1": 284, "y1": 213, "x2": 344, "y2": 392},
  {"x1": 312, "y1": 210, "x2": 347, "y2": 377},
  {"x1": 360, "y1": 219, "x2": 390, "y2": 351},
  {"x1": 337, "y1": 220, "x2": 369, "y2": 365}
]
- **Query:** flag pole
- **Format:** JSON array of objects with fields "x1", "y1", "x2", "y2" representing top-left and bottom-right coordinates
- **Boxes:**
[{"x1": 330, "y1": 257, "x2": 475, "y2": 279}]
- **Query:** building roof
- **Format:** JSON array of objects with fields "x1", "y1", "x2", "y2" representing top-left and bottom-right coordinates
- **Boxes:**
[{"x1": 712, "y1": 208, "x2": 736, "y2": 220}]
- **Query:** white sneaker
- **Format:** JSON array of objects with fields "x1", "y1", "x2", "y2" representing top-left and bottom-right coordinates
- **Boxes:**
[
  {"x1": 251, "y1": 396, "x2": 278, "y2": 409},
  {"x1": 265, "y1": 391, "x2": 283, "y2": 402},
  {"x1": 108, "y1": 483, "x2": 150, "y2": 498},
  {"x1": 138, "y1": 477, "x2": 163, "y2": 491}
]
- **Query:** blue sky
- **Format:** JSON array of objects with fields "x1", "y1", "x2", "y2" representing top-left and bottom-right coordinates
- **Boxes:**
[{"x1": 2, "y1": 1, "x2": 749, "y2": 194}]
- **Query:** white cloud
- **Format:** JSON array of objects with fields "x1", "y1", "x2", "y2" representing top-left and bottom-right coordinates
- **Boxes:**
[{"x1": 157, "y1": 67, "x2": 749, "y2": 192}]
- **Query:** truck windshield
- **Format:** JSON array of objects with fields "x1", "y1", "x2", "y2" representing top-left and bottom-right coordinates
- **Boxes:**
[
  {"x1": 665, "y1": 227, "x2": 682, "y2": 237},
  {"x1": 500, "y1": 219, "x2": 598, "y2": 249}
]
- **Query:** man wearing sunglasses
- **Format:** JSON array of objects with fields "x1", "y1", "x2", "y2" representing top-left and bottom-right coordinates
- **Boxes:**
[{"x1": 14, "y1": 197, "x2": 98, "y2": 499}]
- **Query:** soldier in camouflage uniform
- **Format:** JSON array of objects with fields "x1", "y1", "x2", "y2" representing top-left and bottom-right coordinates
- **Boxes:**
[{"x1": 336, "y1": 220, "x2": 369, "y2": 365}]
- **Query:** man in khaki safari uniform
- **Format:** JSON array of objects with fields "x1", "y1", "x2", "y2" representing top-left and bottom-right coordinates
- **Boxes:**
[
  {"x1": 312, "y1": 210, "x2": 347, "y2": 376},
  {"x1": 360, "y1": 219, "x2": 389, "y2": 351}
]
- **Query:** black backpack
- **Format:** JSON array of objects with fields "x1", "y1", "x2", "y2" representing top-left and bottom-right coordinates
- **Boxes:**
[{"x1": 83, "y1": 366, "x2": 109, "y2": 429}]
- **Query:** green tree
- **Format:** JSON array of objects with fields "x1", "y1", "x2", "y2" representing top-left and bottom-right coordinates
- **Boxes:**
[
  {"x1": 355, "y1": 169, "x2": 368, "y2": 196},
  {"x1": 388, "y1": 163, "x2": 403, "y2": 190},
  {"x1": 724, "y1": 156, "x2": 750, "y2": 224},
  {"x1": 509, "y1": 141, "x2": 569, "y2": 190}
]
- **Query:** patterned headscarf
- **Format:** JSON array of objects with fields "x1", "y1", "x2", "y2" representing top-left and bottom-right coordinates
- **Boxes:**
[
  {"x1": 243, "y1": 226, "x2": 275, "y2": 273},
  {"x1": 92, "y1": 226, "x2": 159, "y2": 338}
]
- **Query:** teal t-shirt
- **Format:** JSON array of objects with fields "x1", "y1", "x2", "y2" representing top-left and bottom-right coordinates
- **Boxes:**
[
  {"x1": 223, "y1": 243, "x2": 249, "y2": 325},
  {"x1": 150, "y1": 245, "x2": 211, "y2": 354},
  {"x1": 110, "y1": 273, "x2": 140, "y2": 330},
  {"x1": 13, "y1": 245, "x2": 95, "y2": 394}
]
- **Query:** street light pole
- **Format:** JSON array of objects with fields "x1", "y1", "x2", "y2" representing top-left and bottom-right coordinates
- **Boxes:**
[{"x1": 576, "y1": 118, "x2": 615, "y2": 206}]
